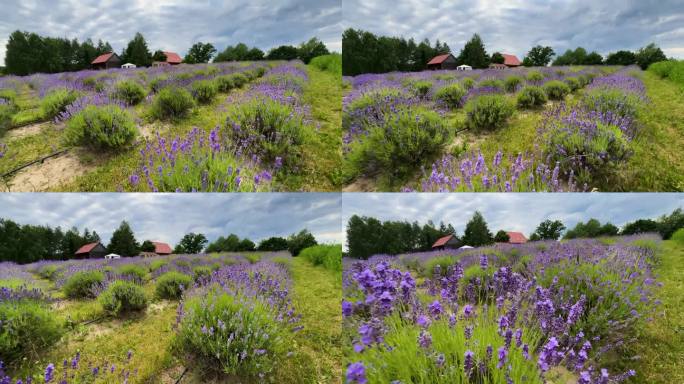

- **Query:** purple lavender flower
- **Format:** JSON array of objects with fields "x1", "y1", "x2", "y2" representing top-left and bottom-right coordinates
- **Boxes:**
[{"x1": 346, "y1": 362, "x2": 367, "y2": 384}]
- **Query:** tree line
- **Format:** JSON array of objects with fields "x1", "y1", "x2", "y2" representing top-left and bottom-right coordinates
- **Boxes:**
[
  {"x1": 0, "y1": 217, "x2": 321, "y2": 264},
  {"x1": 342, "y1": 28, "x2": 671, "y2": 76},
  {"x1": 3, "y1": 29, "x2": 330, "y2": 76},
  {"x1": 346, "y1": 208, "x2": 684, "y2": 259}
]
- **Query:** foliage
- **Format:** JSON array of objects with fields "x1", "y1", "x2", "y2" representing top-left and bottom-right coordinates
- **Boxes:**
[
  {"x1": 564, "y1": 218, "x2": 619, "y2": 239},
  {"x1": 152, "y1": 50, "x2": 167, "y2": 62},
  {"x1": 108, "y1": 220, "x2": 140, "y2": 256},
  {"x1": 155, "y1": 271, "x2": 192, "y2": 300},
  {"x1": 309, "y1": 53, "x2": 342, "y2": 77},
  {"x1": 526, "y1": 71, "x2": 544, "y2": 83},
  {"x1": 151, "y1": 86, "x2": 195, "y2": 120},
  {"x1": 656, "y1": 208, "x2": 684, "y2": 239},
  {"x1": 191, "y1": 266, "x2": 213, "y2": 282},
  {"x1": 581, "y1": 87, "x2": 641, "y2": 120},
  {"x1": 174, "y1": 233, "x2": 208, "y2": 254},
  {"x1": 298, "y1": 37, "x2": 331, "y2": 64},
  {"x1": 543, "y1": 80, "x2": 571, "y2": 100},
  {"x1": 671, "y1": 228, "x2": 684, "y2": 245},
  {"x1": 140, "y1": 240, "x2": 156, "y2": 252},
  {"x1": 553, "y1": 47, "x2": 603, "y2": 66},
  {"x1": 190, "y1": 80, "x2": 218, "y2": 104},
  {"x1": 433, "y1": 83, "x2": 466, "y2": 108},
  {"x1": 215, "y1": 43, "x2": 264, "y2": 62},
  {"x1": 183, "y1": 42, "x2": 217, "y2": 64},
  {"x1": 605, "y1": 50, "x2": 637, "y2": 66},
  {"x1": 494, "y1": 230, "x2": 510, "y2": 243},
  {"x1": 621, "y1": 219, "x2": 659, "y2": 236},
  {"x1": 531, "y1": 219, "x2": 566, "y2": 240},
  {"x1": 636, "y1": 43, "x2": 667, "y2": 70},
  {"x1": 117, "y1": 264, "x2": 147, "y2": 282},
  {"x1": 64, "y1": 104, "x2": 138, "y2": 150},
  {"x1": 99, "y1": 280, "x2": 148, "y2": 315},
  {"x1": 490, "y1": 52, "x2": 504, "y2": 64},
  {"x1": 464, "y1": 94, "x2": 515, "y2": 131},
  {"x1": 214, "y1": 75, "x2": 236, "y2": 92},
  {"x1": 299, "y1": 244, "x2": 342, "y2": 271},
  {"x1": 40, "y1": 88, "x2": 79, "y2": 118},
  {"x1": 462, "y1": 211, "x2": 494, "y2": 246},
  {"x1": 206, "y1": 234, "x2": 257, "y2": 252},
  {"x1": 525, "y1": 45, "x2": 555, "y2": 66},
  {"x1": 266, "y1": 45, "x2": 300, "y2": 60},
  {"x1": 63, "y1": 271, "x2": 104, "y2": 299},
  {"x1": 516, "y1": 85, "x2": 547, "y2": 108},
  {"x1": 288, "y1": 229, "x2": 318, "y2": 256},
  {"x1": 457, "y1": 34, "x2": 490, "y2": 69},
  {"x1": 121, "y1": 32, "x2": 152, "y2": 67},
  {"x1": 113, "y1": 80, "x2": 147, "y2": 105},
  {"x1": 0, "y1": 299, "x2": 62, "y2": 364},
  {"x1": 257, "y1": 237, "x2": 289, "y2": 251},
  {"x1": 503, "y1": 75, "x2": 523, "y2": 93}
]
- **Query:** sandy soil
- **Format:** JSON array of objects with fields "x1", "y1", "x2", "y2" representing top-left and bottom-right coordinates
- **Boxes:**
[
  {"x1": 2, "y1": 151, "x2": 91, "y2": 192},
  {"x1": 4, "y1": 121, "x2": 50, "y2": 141},
  {"x1": 343, "y1": 176, "x2": 377, "y2": 192}
]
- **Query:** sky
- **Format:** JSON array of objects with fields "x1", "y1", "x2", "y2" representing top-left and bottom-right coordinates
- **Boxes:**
[
  {"x1": 343, "y1": 0, "x2": 684, "y2": 59},
  {"x1": 342, "y1": 193, "x2": 684, "y2": 246},
  {"x1": 0, "y1": 193, "x2": 343, "y2": 246},
  {"x1": 0, "y1": 0, "x2": 342, "y2": 64}
]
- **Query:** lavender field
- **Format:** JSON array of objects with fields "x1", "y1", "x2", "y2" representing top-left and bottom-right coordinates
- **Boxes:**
[
  {"x1": 0, "y1": 58, "x2": 342, "y2": 192},
  {"x1": 342, "y1": 66, "x2": 684, "y2": 192},
  {"x1": 342, "y1": 234, "x2": 684, "y2": 383},
  {"x1": 0, "y1": 251, "x2": 342, "y2": 383}
]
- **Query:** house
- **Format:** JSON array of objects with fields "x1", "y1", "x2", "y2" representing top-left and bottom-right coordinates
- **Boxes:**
[
  {"x1": 489, "y1": 63, "x2": 508, "y2": 70},
  {"x1": 427, "y1": 53, "x2": 458, "y2": 70},
  {"x1": 456, "y1": 64, "x2": 473, "y2": 71},
  {"x1": 91, "y1": 52, "x2": 122, "y2": 70},
  {"x1": 431, "y1": 234, "x2": 460, "y2": 250},
  {"x1": 152, "y1": 241, "x2": 172, "y2": 255},
  {"x1": 75, "y1": 242, "x2": 108, "y2": 259},
  {"x1": 152, "y1": 51, "x2": 182, "y2": 67},
  {"x1": 502, "y1": 54, "x2": 522, "y2": 68},
  {"x1": 506, "y1": 231, "x2": 528, "y2": 244},
  {"x1": 121, "y1": 63, "x2": 136, "y2": 69}
]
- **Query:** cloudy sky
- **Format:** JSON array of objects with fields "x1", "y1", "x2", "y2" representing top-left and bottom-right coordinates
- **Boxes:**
[
  {"x1": 0, "y1": 0, "x2": 342, "y2": 64},
  {"x1": 342, "y1": 193, "x2": 684, "y2": 245},
  {"x1": 343, "y1": 0, "x2": 684, "y2": 59},
  {"x1": 0, "y1": 193, "x2": 342, "y2": 246}
]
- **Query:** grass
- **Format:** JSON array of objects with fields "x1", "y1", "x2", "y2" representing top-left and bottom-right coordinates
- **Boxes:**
[{"x1": 299, "y1": 244, "x2": 343, "y2": 271}]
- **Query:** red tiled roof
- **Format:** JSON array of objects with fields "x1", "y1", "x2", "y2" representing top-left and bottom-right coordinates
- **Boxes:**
[
  {"x1": 502, "y1": 54, "x2": 521, "y2": 66},
  {"x1": 432, "y1": 234, "x2": 455, "y2": 248},
  {"x1": 163, "y1": 51, "x2": 182, "y2": 64},
  {"x1": 75, "y1": 242, "x2": 100, "y2": 254},
  {"x1": 507, "y1": 232, "x2": 528, "y2": 244},
  {"x1": 153, "y1": 242, "x2": 172, "y2": 254},
  {"x1": 92, "y1": 52, "x2": 115, "y2": 64},
  {"x1": 428, "y1": 54, "x2": 453, "y2": 65}
]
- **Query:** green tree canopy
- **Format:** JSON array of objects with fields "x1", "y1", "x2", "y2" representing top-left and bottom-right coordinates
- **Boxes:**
[
  {"x1": 107, "y1": 221, "x2": 139, "y2": 256},
  {"x1": 531, "y1": 219, "x2": 566, "y2": 240},
  {"x1": 298, "y1": 37, "x2": 330, "y2": 64},
  {"x1": 257, "y1": 236, "x2": 289, "y2": 251},
  {"x1": 636, "y1": 43, "x2": 667, "y2": 70},
  {"x1": 214, "y1": 43, "x2": 252, "y2": 62},
  {"x1": 525, "y1": 45, "x2": 555, "y2": 66},
  {"x1": 462, "y1": 211, "x2": 494, "y2": 246},
  {"x1": 287, "y1": 229, "x2": 318, "y2": 256},
  {"x1": 174, "y1": 233, "x2": 208, "y2": 254},
  {"x1": 494, "y1": 230, "x2": 510, "y2": 243},
  {"x1": 152, "y1": 50, "x2": 167, "y2": 62},
  {"x1": 183, "y1": 42, "x2": 216, "y2": 64},
  {"x1": 605, "y1": 50, "x2": 637, "y2": 66},
  {"x1": 457, "y1": 34, "x2": 490, "y2": 69},
  {"x1": 266, "y1": 45, "x2": 299, "y2": 60},
  {"x1": 121, "y1": 32, "x2": 152, "y2": 67},
  {"x1": 491, "y1": 52, "x2": 505, "y2": 64},
  {"x1": 140, "y1": 240, "x2": 156, "y2": 252}
]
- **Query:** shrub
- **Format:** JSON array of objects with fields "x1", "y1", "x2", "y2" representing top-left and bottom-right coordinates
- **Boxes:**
[
  {"x1": 433, "y1": 83, "x2": 466, "y2": 108},
  {"x1": 299, "y1": 245, "x2": 342, "y2": 271},
  {"x1": 63, "y1": 271, "x2": 104, "y2": 299},
  {"x1": 503, "y1": 76, "x2": 523, "y2": 92},
  {"x1": 411, "y1": 80, "x2": 433, "y2": 98},
  {"x1": 230, "y1": 73, "x2": 249, "y2": 88},
  {"x1": 99, "y1": 280, "x2": 148, "y2": 315},
  {"x1": 516, "y1": 86, "x2": 547, "y2": 109},
  {"x1": 347, "y1": 106, "x2": 451, "y2": 179},
  {"x1": 117, "y1": 264, "x2": 147, "y2": 282},
  {"x1": 478, "y1": 79, "x2": 504, "y2": 91},
  {"x1": 149, "y1": 76, "x2": 168, "y2": 93},
  {"x1": 192, "y1": 266, "x2": 213, "y2": 282},
  {"x1": 461, "y1": 77, "x2": 475, "y2": 90},
  {"x1": 564, "y1": 77, "x2": 581, "y2": 92},
  {"x1": 83, "y1": 76, "x2": 106, "y2": 92},
  {"x1": 155, "y1": 271, "x2": 192, "y2": 300},
  {"x1": 113, "y1": 80, "x2": 147, "y2": 105},
  {"x1": 0, "y1": 89, "x2": 17, "y2": 104},
  {"x1": 151, "y1": 87, "x2": 195, "y2": 120},
  {"x1": 526, "y1": 71, "x2": 544, "y2": 83},
  {"x1": 149, "y1": 259, "x2": 169, "y2": 272},
  {"x1": 581, "y1": 88, "x2": 641, "y2": 120},
  {"x1": 309, "y1": 53, "x2": 342, "y2": 76},
  {"x1": 190, "y1": 80, "x2": 218, "y2": 104},
  {"x1": 0, "y1": 300, "x2": 62, "y2": 364},
  {"x1": 40, "y1": 88, "x2": 78, "y2": 118},
  {"x1": 424, "y1": 256, "x2": 459, "y2": 278},
  {"x1": 0, "y1": 103, "x2": 17, "y2": 133},
  {"x1": 671, "y1": 228, "x2": 684, "y2": 245},
  {"x1": 173, "y1": 289, "x2": 288, "y2": 377},
  {"x1": 215, "y1": 75, "x2": 236, "y2": 92},
  {"x1": 465, "y1": 94, "x2": 515, "y2": 131},
  {"x1": 648, "y1": 60, "x2": 677, "y2": 78},
  {"x1": 225, "y1": 97, "x2": 308, "y2": 167},
  {"x1": 543, "y1": 80, "x2": 571, "y2": 100},
  {"x1": 669, "y1": 61, "x2": 684, "y2": 87},
  {"x1": 65, "y1": 105, "x2": 137, "y2": 150},
  {"x1": 38, "y1": 265, "x2": 60, "y2": 280}
]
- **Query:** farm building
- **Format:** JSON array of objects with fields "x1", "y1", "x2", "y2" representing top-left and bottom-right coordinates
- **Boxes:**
[
  {"x1": 456, "y1": 64, "x2": 472, "y2": 71},
  {"x1": 75, "y1": 242, "x2": 108, "y2": 259},
  {"x1": 506, "y1": 231, "x2": 528, "y2": 244},
  {"x1": 427, "y1": 53, "x2": 458, "y2": 70},
  {"x1": 502, "y1": 54, "x2": 522, "y2": 67},
  {"x1": 489, "y1": 63, "x2": 508, "y2": 69},
  {"x1": 121, "y1": 63, "x2": 136, "y2": 69},
  {"x1": 431, "y1": 234, "x2": 460, "y2": 250},
  {"x1": 152, "y1": 51, "x2": 182, "y2": 67},
  {"x1": 152, "y1": 241, "x2": 173, "y2": 255},
  {"x1": 91, "y1": 52, "x2": 122, "y2": 70}
]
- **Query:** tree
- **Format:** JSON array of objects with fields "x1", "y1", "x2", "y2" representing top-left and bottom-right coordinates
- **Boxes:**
[
  {"x1": 462, "y1": 211, "x2": 494, "y2": 246},
  {"x1": 152, "y1": 50, "x2": 167, "y2": 62},
  {"x1": 491, "y1": 52, "x2": 505, "y2": 64},
  {"x1": 656, "y1": 208, "x2": 684, "y2": 239},
  {"x1": 266, "y1": 45, "x2": 299, "y2": 60},
  {"x1": 553, "y1": 47, "x2": 588, "y2": 66},
  {"x1": 457, "y1": 34, "x2": 490, "y2": 69},
  {"x1": 214, "y1": 43, "x2": 250, "y2": 62},
  {"x1": 522, "y1": 56, "x2": 534, "y2": 67},
  {"x1": 183, "y1": 42, "x2": 216, "y2": 64},
  {"x1": 636, "y1": 43, "x2": 667, "y2": 70},
  {"x1": 605, "y1": 50, "x2": 637, "y2": 66},
  {"x1": 245, "y1": 47, "x2": 264, "y2": 61},
  {"x1": 108, "y1": 221, "x2": 139, "y2": 256},
  {"x1": 237, "y1": 238, "x2": 256, "y2": 252},
  {"x1": 298, "y1": 37, "x2": 329, "y2": 64},
  {"x1": 564, "y1": 219, "x2": 617, "y2": 239},
  {"x1": 494, "y1": 230, "x2": 510, "y2": 243},
  {"x1": 257, "y1": 237, "x2": 289, "y2": 251},
  {"x1": 585, "y1": 51, "x2": 604, "y2": 65},
  {"x1": 525, "y1": 45, "x2": 555, "y2": 66},
  {"x1": 121, "y1": 32, "x2": 152, "y2": 67},
  {"x1": 599, "y1": 223, "x2": 619, "y2": 237},
  {"x1": 205, "y1": 234, "x2": 241, "y2": 252},
  {"x1": 531, "y1": 219, "x2": 566, "y2": 240},
  {"x1": 175, "y1": 233, "x2": 208, "y2": 254},
  {"x1": 621, "y1": 219, "x2": 658, "y2": 235},
  {"x1": 287, "y1": 229, "x2": 318, "y2": 256},
  {"x1": 140, "y1": 240, "x2": 156, "y2": 252}
]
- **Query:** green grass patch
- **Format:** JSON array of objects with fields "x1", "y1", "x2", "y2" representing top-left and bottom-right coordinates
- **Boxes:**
[{"x1": 299, "y1": 244, "x2": 342, "y2": 271}]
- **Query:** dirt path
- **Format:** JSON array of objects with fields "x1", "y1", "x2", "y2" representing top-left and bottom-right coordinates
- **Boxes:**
[
  {"x1": 2, "y1": 151, "x2": 92, "y2": 192},
  {"x1": 4, "y1": 121, "x2": 50, "y2": 141}
]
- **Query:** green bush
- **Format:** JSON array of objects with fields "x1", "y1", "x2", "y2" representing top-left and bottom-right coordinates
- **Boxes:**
[
  {"x1": 670, "y1": 228, "x2": 684, "y2": 245},
  {"x1": 526, "y1": 71, "x2": 544, "y2": 83},
  {"x1": 478, "y1": 79, "x2": 504, "y2": 91},
  {"x1": 149, "y1": 259, "x2": 169, "y2": 272},
  {"x1": 191, "y1": 80, "x2": 218, "y2": 104},
  {"x1": 461, "y1": 77, "x2": 475, "y2": 90},
  {"x1": 670, "y1": 62, "x2": 684, "y2": 87},
  {"x1": 99, "y1": 280, "x2": 148, "y2": 315},
  {"x1": 38, "y1": 265, "x2": 60, "y2": 280},
  {"x1": 516, "y1": 86, "x2": 548, "y2": 109},
  {"x1": 149, "y1": 76, "x2": 168, "y2": 93},
  {"x1": 433, "y1": 83, "x2": 466, "y2": 109},
  {"x1": 83, "y1": 76, "x2": 106, "y2": 92},
  {"x1": 151, "y1": 87, "x2": 195, "y2": 120},
  {"x1": 0, "y1": 300, "x2": 62, "y2": 364},
  {"x1": 465, "y1": 94, "x2": 515, "y2": 131},
  {"x1": 0, "y1": 103, "x2": 17, "y2": 133},
  {"x1": 309, "y1": 53, "x2": 342, "y2": 76},
  {"x1": 503, "y1": 76, "x2": 524, "y2": 93},
  {"x1": 581, "y1": 88, "x2": 641, "y2": 120},
  {"x1": 173, "y1": 289, "x2": 288, "y2": 377},
  {"x1": 543, "y1": 80, "x2": 571, "y2": 100},
  {"x1": 40, "y1": 88, "x2": 79, "y2": 118},
  {"x1": 65, "y1": 105, "x2": 137, "y2": 150},
  {"x1": 564, "y1": 77, "x2": 581, "y2": 92},
  {"x1": 424, "y1": 255, "x2": 459, "y2": 278},
  {"x1": 230, "y1": 73, "x2": 249, "y2": 88},
  {"x1": 113, "y1": 80, "x2": 147, "y2": 105},
  {"x1": 648, "y1": 60, "x2": 677, "y2": 78},
  {"x1": 347, "y1": 106, "x2": 451, "y2": 179},
  {"x1": 299, "y1": 244, "x2": 342, "y2": 271},
  {"x1": 192, "y1": 266, "x2": 213, "y2": 282},
  {"x1": 63, "y1": 271, "x2": 104, "y2": 299},
  {"x1": 215, "y1": 75, "x2": 236, "y2": 92},
  {"x1": 117, "y1": 264, "x2": 147, "y2": 282},
  {"x1": 411, "y1": 80, "x2": 433, "y2": 98},
  {"x1": 0, "y1": 89, "x2": 17, "y2": 104},
  {"x1": 155, "y1": 271, "x2": 192, "y2": 300}
]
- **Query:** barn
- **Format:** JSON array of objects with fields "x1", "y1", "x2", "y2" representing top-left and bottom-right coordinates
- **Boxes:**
[
  {"x1": 152, "y1": 241, "x2": 172, "y2": 255},
  {"x1": 75, "y1": 242, "x2": 108, "y2": 259},
  {"x1": 506, "y1": 231, "x2": 528, "y2": 244},
  {"x1": 502, "y1": 54, "x2": 522, "y2": 68},
  {"x1": 152, "y1": 51, "x2": 182, "y2": 67},
  {"x1": 91, "y1": 52, "x2": 122, "y2": 70},
  {"x1": 431, "y1": 234, "x2": 460, "y2": 250},
  {"x1": 427, "y1": 53, "x2": 458, "y2": 70}
]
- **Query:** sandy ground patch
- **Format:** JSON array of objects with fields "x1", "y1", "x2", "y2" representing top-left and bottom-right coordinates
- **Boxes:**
[
  {"x1": 138, "y1": 121, "x2": 171, "y2": 140},
  {"x1": 343, "y1": 176, "x2": 377, "y2": 192},
  {"x1": 4, "y1": 122, "x2": 50, "y2": 141},
  {"x1": 2, "y1": 151, "x2": 92, "y2": 192}
]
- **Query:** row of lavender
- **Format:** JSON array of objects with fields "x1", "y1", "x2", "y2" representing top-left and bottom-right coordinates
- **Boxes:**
[
  {"x1": 0, "y1": 252, "x2": 300, "y2": 382},
  {"x1": 343, "y1": 234, "x2": 661, "y2": 383}
]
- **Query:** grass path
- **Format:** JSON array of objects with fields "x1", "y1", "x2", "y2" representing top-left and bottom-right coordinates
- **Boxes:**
[{"x1": 629, "y1": 239, "x2": 684, "y2": 382}]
